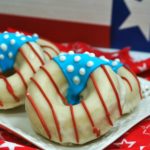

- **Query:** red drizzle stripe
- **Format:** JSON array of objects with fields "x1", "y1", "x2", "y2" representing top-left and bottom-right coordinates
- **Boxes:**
[
  {"x1": 0, "y1": 101, "x2": 3, "y2": 107},
  {"x1": 81, "y1": 101, "x2": 100, "y2": 137},
  {"x1": 26, "y1": 93, "x2": 51, "y2": 140},
  {"x1": 43, "y1": 51, "x2": 52, "y2": 60},
  {"x1": 19, "y1": 48, "x2": 36, "y2": 73},
  {"x1": 41, "y1": 45, "x2": 59, "y2": 55},
  {"x1": 14, "y1": 68, "x2": 27, "y2": 89},
  {"x1": 101, "y1": 66, "x2": 122, "y2": 116},
  {"x1": 40, "y1": 66, "x2": 68, "y2": 105},
  {"x1": 31, "y1": 78, "x2": 62, "y2": 142},
  {"x1": 27, "y1": 43, "x2": 45, "y2": 65},
  {"x1": 124, "y1": 66, "x2": 142, "y2": 99},
  {"x1": 121, "y1": 76, "x2": 132, "y2": 91},
  {"x1": 69, "y1": 105, "x2": 79, "y2": 143},
  {"x1": 0, "y1": 76, "x2": 19, "y2": 102},
  {"x1": 90, "y1": 74, "x2": 113, "y2": 126}
]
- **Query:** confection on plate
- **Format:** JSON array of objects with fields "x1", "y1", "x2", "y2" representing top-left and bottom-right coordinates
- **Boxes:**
[
  {"x1": 0, "y1": 31, "x2": 59, "y2": 109},
  {"x1": 25, "y1": 51, "x2": 142, "y2": 145}
]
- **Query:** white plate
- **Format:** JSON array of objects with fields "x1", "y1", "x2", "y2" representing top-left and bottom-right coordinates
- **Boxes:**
[{"x1": 0, "y1": 78, "x2": 150, "y2": 150}]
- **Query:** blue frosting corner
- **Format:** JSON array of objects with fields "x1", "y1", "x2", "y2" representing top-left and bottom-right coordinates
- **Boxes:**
[
  {"x1": 0, "y1": 31, "x2": 39, "y2": 73},
  {"x1": 53, "y1": 52, "x2": 123, "y2": 105}
]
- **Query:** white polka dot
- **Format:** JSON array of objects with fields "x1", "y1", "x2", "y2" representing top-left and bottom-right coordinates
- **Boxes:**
[
  {"x1": 16, "y1": 31, "x2": 21, "y2": 37},
  {"x1": 67, "y1": 65, "x2": 74, "y2": 72},
  {"x1": 33, "y1": 33, "x2": 38, "y2": 37},
  {"x1": 74, "y1": 55, "x2": 81, "y2": 62},
  {"x1": 99, "y1": 56, "x2": 109, "y2": 62},
  {"x1": 3, "y1": 31, "x2": 8, "y2": 33},
  {"x1": 3, "y1": 34, "x2": 9, "y2": 39},
  {"x1": 8, "y1": 52, "x2": 13, "y2": 58},
  {"x1": 59, "y1": 55, "x2": 66, "y2": 61},
  {"x1": 27, "y1": 35, "x2": 32, "y2": 38},
  {"x1": 73, "y1": 76, "x2": 80, "y2": 85},
  {"x1": 68, "y1": 51, "x2": 74, "y2": 55},
  {"x1": 89, "y1": 53, "x2": 95, "y2": 57},
  {"x1": 79, "y1": 68, "x2": 86, "y2": 75},
  {"x1": 0, "y1": 43, "x2": 7, "y2": 51},
  {"x1": 115, "y1": 58, "x2": 120, "y2": 62},
  {"x1": 10, "y1": 39, "x2": 16, "y2": 45},
  {"x1": 0, "y1": 54, "x2": 4, "y2": 60},
  {"x1": 84, "y1": 51, "x2": 89, "y2": 55},
  {"x1": 21, "y1": 37, "x2": 26, "y2": 41},
  {"x1": 87, "y1": 61, "x2": 94, "y2": 67},
  {"x1": 112, "y1": 61, "x2": 118, "y2": 66}
]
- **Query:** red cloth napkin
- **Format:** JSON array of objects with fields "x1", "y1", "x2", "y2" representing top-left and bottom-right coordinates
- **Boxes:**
[{"x1": 0, "y1": 37, "x2": 150, "y2": 149}]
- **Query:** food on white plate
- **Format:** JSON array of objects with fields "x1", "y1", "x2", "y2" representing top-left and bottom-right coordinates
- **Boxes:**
[
  {"x1": 0, "y1": 31, "x2": 59, "y2": 109},
  {"x1": 25, "y1": 52, "x2": 142, "y2": 145}
]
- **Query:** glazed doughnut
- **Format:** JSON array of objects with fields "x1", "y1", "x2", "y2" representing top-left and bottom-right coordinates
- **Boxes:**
[
  {"x1": 0, "y1": 31, "x2": 52, "y2": 109},
  {"x1": 25, "y1": 52, "x2": 142, "y2": 144}
]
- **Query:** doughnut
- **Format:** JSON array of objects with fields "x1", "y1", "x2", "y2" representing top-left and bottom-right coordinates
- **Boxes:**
[
  {"x1": 0, "y1": 31, "x2": 57, "y2": 109},
  {"x1": 25, "y1": 52, "x2": 142, "y2": 144}
]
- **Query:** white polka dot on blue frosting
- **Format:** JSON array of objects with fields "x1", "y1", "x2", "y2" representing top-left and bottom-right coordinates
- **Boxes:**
[
  {"x1": 0, "y1": 43, "x2": 7, "y2": 51},
  {"x1": 74, "y1": 55, "x2": 81, "y2": 62},
  {"x1": 79, "y1": 68, "x2": 86, "y2": 75},
  {"x1": 3, "y1": 34, "x2": 9, "y2": 39},
  {"x1": 67, "y1": 65, "x2": 74, "y2": 72},
  {"x1": 53, "y1": 53, "x2": 123, "y2": 105},
  {"x1": 87, "y1": 61, "x2": 94, "y2": 67},
  {"x1": 0, "y1": 31, "x2": 39, "y2": 73}
]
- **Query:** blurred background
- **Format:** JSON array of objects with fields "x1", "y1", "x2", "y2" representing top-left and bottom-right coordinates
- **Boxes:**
[{"x1": 0, "y1": 0, "x2": 149, "y2": 52}]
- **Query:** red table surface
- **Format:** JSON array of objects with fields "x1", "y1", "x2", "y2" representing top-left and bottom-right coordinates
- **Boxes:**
[{"x1": 0, "y1": 41, "x2": 150, "y2": 150}]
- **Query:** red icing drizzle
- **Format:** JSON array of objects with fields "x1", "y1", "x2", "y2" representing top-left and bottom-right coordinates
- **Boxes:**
[
  {"x1": 0, "y1": 76, "x2": 19, "y2": 102},
  {"x1": 27, "y1": 43, "x2": 45, "y2": 65},
  {"x1": 90, "y1": 74, "x2": 113, "y2": 126},
  {"x1": 14, "y1": 68, "x2": 27, "y2": 89},
  {"x1": 19, "y1": 48, "x2": 36, "y2": 73},
  {"x1": 40, "y1": 45, "x2": 59, "y2": 55},
  {"x1": 81, "y1": 101, "x2": 100, "y2": 137},
  {"x1": 31, "y1": 78, "x2": 62, "y2": 142},
  {"x1": 40, "y1": 66, "x2": 68, "y2": 105},
  {"x1": 69, "y1": 105, "x2": 79, "y2": 143},
  {"x1": 101, "y1": 65, "x2": 122, "y2": 116},
  {"x1": 121, "y1": 76, "x2": 132, "y2": 91},
  {"x1": 43, "y1": 51, "x2": 52, "y2": 60},
  {"x1": 26, "y1": 93, "x2": 51, "y2": 140},
  {"x1": 124, "y1": 66, "x2": 142, "y2": 99},
  {"x1": 0, "y1": 100, "x2": 3, "y2": 107}
]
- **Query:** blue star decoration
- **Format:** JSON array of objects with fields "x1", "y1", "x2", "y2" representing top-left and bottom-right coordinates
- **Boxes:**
[
  {"x1": 53, "y1": 52, "x2": 123, "y2": 105},
  {"x1": 0, "y1": 31, "x2": 39, "y2": 73}
]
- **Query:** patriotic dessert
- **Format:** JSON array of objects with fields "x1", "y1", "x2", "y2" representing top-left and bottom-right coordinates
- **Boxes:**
[
  {"x1": 25, "y1": 52, "x2": 142, "y2": 144},
  {"x1": 0, "y1": 31, "x2": 59, "y2": 109}
]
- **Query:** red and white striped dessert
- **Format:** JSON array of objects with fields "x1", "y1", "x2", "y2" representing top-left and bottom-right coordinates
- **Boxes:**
[{"x1": 25, "y1": 52, "x2": 142, "y2": 145}]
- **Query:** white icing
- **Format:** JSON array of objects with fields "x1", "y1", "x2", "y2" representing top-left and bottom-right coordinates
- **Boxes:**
[
  {"x1": 89, "y1": 53, "x2": 95, "y2": 57},
  {"x1": 68, "y1": 51, "x2": 74, "y2": 55},
  {"x1": 67, "y1": 65, "x2": 74, "y2": 72},
  {"x1": 59, "y1": 55, "x2": 66, "y2": 61},
  {"x1": 100, "y1": 56, "x2": 109, "y2": 62},
  {"x1": 79, "y1": 68, "x2": 86, "y2": 75},
  {"x1": 8, "y1": 52, "x2": 13, "y2": 58},
  {"x1": 73, "y1": 76, "x2": 80, "y2": 85},
  {"x1": 0, "y1": 54, "x2": 4, "y2": 60},
  {"x1": 3, "y1": 34, "x2": 9, "y2": 39},
  {"x1": 74, "y1": 55, "x2": 81, "y2": 62},
  {"x1": 86, "y1": 61, "x2": 94, "y2": 67},
  {"x1": 10, "y1": 39, "x2": 16, "y2": 45},
  {"x1": 21, "y1": 37, "x2": 26, "y2": 41},
  {"x1": 0, "y1": 43, "x2": 7, "y2": 51}
]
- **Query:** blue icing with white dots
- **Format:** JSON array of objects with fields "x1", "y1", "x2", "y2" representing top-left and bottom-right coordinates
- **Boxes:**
[
  {"x1": 53, "y1": 53, "x2": 123, "y2": 105},
  {"x1": 0, "y1": 32, "x2": 39, "y2": 73}
]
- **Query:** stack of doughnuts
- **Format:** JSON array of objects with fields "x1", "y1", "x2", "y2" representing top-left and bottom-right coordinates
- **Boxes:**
[
  {"x1": 0, "y1": 31, "x2": 142, "y2": 145},
  {"x1": 0, "y1": 31, "x2": 60, "y2": 109}
]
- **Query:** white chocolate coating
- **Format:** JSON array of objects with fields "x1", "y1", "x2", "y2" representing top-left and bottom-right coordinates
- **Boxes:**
[{"x1": 25, "y1": 60, "x2": 141, "y2": 145}]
